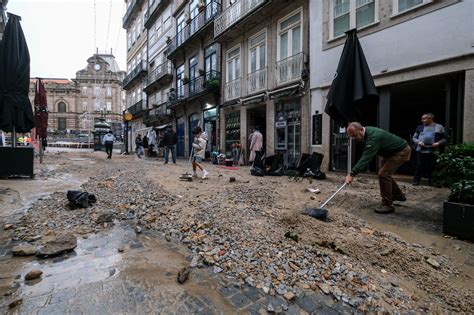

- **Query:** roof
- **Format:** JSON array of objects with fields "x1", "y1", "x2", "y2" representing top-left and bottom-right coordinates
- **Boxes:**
[
  {"x1": 96, "y1": 54, "x2": 122, "y2": 72},
  {"x1": 30, "y1": 78, "x2": 71, "y2": 84}
]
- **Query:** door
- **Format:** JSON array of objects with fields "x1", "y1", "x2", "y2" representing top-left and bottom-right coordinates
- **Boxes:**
[
  {"x1": 189, "y1": 113, "x2": 200, "y2": 155},
  {"x1": 205, "y1": 43, "x2": 217, "y2": 78},
  {"x1": 189, "y1": 0, "x2": 199, "y2": 35},
  {"x1": 176, "y1": 64, "x2": 185, "y2": 98},
  {"x1": 176, "y1": 12, "x2": 186, "y2": 46},
  {"x1": 176, "y1": 117, "x2": 185, "y2": 157}
]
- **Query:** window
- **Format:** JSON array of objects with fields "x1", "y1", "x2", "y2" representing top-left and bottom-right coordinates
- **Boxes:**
[
  {"x1": 82, "y1": 86, "x2": 88, "y2": 96},
  {"x1": 106, "y1": 87, "x2": 112, "y2": 96},
  {"x1": 394, "y1": 0, "x2": 429, "y2": 14},
  {"x1": 248, "y1": 30, "x2": 266, "y2": 73},
  {"x1": 204, "y1": 43, "x2": 217, "y2": 77},
  {"x1": 106, "y1": 101, "x2": 112, "y2": 112},
  {"x1": 278, "y1": 9, "x2": 302, "y2": 61},
  {"x1": 58, "y1": 117, "x2": 66, "y2": 131},
  {"x1": 82, "y1": 101, "x2": 88, "y2": 112},
  {"x1": 226, "y1": 46, "x2": 240, "y2": 82},
  {"x1": 94, "y1": 99, "x2": 101, "y2": 111},
  {"x1": 57, "y1": 102, "x2": 66, "y2": 113},
  {"x1": 176, "y1": 12, "x2": 186, "y2": 45},
  {"x1": 94, "y1": 86, "x2": 101, "y2": 97},
  {"x1": 176, "y1": 64, "x2": 185, "y2": 98},
  {"x1": 331, "y1": 0, "x2": 377, "y2": 38}
]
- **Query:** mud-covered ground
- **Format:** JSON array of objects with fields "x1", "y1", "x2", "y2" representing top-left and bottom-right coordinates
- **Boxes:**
[{"x1": 3, "y1": 150, "x2": 473, "y2": 313}]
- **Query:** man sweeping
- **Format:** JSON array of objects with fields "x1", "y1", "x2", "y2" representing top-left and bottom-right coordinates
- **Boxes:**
[{"x1": 345, "y1": 122, "x2": 411, "y2": 214}]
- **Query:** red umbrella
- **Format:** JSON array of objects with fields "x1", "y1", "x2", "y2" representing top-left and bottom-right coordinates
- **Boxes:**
[{"x1": 34, "y1": 78, "x2": 48, "y2": 140}]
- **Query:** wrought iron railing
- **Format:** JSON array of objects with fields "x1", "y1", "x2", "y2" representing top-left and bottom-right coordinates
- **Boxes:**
[
  {"x1": 214, "y1": 0, "x2": 267, "y2": 37},
  {"x1": 224, "y1": 78, "x2": 241, "y2": 101},
  {"x1": 144, "y1": 0, "x2": 166, "y2": 27},
  {"x1": 123, "y1": 0, "x2": 143, "y2": 29},
  {"x1": 128, "y1": 100, "x2": 143, "y2": 116},
  {"x1": 145, "y1": 61, "x2": 173, "y2": 87},
  {"x1": 123, "y1": 61, "x2": 147, "y2": 89},
  {"x1": 166, "y1": 1, "x2": 221, "y2": 56},
  {"x1": 167, "y1": 70, "x2": 220, "y2": 106},
  {"x1": 247, "y1": 67, "x2": 266, "y2": 94},
  {"x1": 143, "y1": 102, "x2": 170, "y2": 124},
  {"x1": 276, "y1": 52, "x2": 304, "y2": 85}
]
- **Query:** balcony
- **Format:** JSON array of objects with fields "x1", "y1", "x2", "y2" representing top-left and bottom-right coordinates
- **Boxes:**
[
  {"x1": 128, "y1": 99, "x2": 144, "y2": 117},
  {"x1": 144, "y1": 0, "x2": 170, "y2": 29},
  {"x1": 143, "y1": 102, "x2": 172, "y2": 126},
  {"x1": 123, "y1": 61, "x2": 147, "y2": 90},
  {"x1": 247, "y1": 67, "x2": 266, "y2": 94},
  {"x1": 224, "y1": 78, "x2": 241, "y2": 101},
  {"x1": 166, "y1": 1, "x2": 221, "y2": 59},
  {"x1": 144, "y1": 61, "x2": 173, "y2": 93},
  {"x1": 123, "y1": 0, "x2": 144, "y2": 29},
  {"x1": 214, "y1": 0, "x2": 269, "y2": 39},
  {"x1": 167, "y1": 71, "x2": 220, "y2": 108},
  {"x1": 276, "y1": 52, "x2": 304, "y2": 86}
]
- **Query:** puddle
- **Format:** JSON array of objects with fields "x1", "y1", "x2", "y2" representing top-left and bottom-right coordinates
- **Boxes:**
[{"x1": 1, "y1": 224, "x2": 238, "y2": 313}]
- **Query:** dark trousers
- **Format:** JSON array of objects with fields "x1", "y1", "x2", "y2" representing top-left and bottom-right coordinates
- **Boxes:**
[
  {"x1": 378, "y1": 146, "x2": 411, "y2": 206},
  {"x1": 413, "y1": 152, "x2": 436, "y2": 183},
  {"x1": 105, "y1": 142, "x2": 113, "y2": 159},
  {"x1": 164, "y1": 145, "x2": 176, "y2": 163}
]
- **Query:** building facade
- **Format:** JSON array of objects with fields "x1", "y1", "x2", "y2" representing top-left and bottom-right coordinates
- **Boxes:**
[
  {"x1": 28, "y1": 53, "x2": 125, "y2": 135},
  {"x1": 215, "y1": 0, "x2": 310, "y2": 166},
  {"x1": 310, "y1": 0, "x2": 474, "y2": 172}
]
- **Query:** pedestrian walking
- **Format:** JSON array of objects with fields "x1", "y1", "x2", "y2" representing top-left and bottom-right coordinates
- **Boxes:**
[
  {"x1": 192, "y1": 127, "x2": 209, "y2": 179},
  {"x1": 147, "y1": 128, "x2": 157, "y2": 157},
  {"x1": 142, "y1": 134, "x2": 149, "y2": 157},
  {"x1": 135, "y1": 134, "x2": 144, "y2": 158},
  {"x1": 163, "y1": 126, "x2": 177, "y2": 164},
  {"x1": 412, "y1": 112, "x2": 446, "y2": 186},
  {"x1": 102, "y1": 130, "x2": 115, "y2": 159},
  {"x1": 249, "y1": 126, "x2": 263, "y2": 163},
  {"x1": 345, "y1": 122, "x2": 411, "y2": 214}
]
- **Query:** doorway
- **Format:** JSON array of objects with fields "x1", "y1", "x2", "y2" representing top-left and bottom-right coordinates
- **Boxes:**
[
  {"x1": 247, "y1": 105, "x2": 266, "y2": 158},
  {"x1": 176, "y1": 117, "x2": 185, "y2": 157}
]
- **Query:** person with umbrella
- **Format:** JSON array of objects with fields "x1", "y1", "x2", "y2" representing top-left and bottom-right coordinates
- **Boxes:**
[{"x1": 345, "y1": 122, "x2": 411, "y2": 214}]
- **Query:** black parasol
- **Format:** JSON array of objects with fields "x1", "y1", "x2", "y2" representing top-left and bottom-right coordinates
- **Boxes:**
[
  {"x1": 0, "y1": 13, "x2": 35, "y2": 134},
  {"x1": 325, "y1": 29, "x2": 379, "y2": 126},
  {"x1": 34, "y1": 78, "x2": 48, "y2": 140}
]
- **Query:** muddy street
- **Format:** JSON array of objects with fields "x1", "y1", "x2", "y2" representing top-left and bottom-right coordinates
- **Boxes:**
[{"x1": 0, "y1": 151, "x2": 473, "y2": 313}]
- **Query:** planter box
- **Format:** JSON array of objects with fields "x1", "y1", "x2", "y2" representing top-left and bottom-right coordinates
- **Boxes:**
[
  {"x1": 443, "y1": 201, "x2": 474, "y2": 241},
  {"x1": 0, "y1": 147, "x2": 34, "y2": 178}
]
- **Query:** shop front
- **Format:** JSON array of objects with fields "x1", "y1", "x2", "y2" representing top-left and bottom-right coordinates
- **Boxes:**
[
  {"x1": 274, "y1": 99, "x2": 301, "y2": 168},
  {"x1": 224, "y1": 111, "x2": 240, "y2": 162},
  {"x1": 203, "y1": 107, "x2": 217, "y2": 158}
]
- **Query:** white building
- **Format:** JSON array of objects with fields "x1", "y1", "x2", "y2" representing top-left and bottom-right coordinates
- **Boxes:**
[{"x1": 310, "y1": 0, "x2": 473, "y2": 173}]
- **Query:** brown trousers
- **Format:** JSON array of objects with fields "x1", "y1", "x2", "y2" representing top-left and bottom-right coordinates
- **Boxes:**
[{"x1": 378, "y1": 145, "x2": 412, "y2": 206}]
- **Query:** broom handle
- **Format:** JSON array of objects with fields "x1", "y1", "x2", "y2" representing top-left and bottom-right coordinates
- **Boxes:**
[{"x1": 319, "y1": 182, "x2": 347, "y2": 209}]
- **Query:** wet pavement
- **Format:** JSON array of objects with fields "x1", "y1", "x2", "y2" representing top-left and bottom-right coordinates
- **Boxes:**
[{"x1": 0, "y1": 152, "x2": 355, "y2": 314}]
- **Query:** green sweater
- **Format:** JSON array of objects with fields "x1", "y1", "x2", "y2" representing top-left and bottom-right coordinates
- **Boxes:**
[{"x1": 351, "y1": 126, "x2": 407, "y2": 175}]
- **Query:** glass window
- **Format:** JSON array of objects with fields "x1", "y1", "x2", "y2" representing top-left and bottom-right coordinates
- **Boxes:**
[
  {"x1": 226, "y1": 47, "x2": 240, "y2": 82},
  {"x1": 58, "y1": 102, "x2": 66, "y2": 113},
  {"x1": 249, "y1": 31, "x2": 266, "y2": 73},
  {"x1": 94, "y1": 87, "x2": 100, "y2": 97},
  {"x1": 82, "y1": 86, "x2": 88, "y2": 96},
  {"x1": 106, "y1": 87, "x2": 112, "y2": 96},
  {"x1": 106, "y1": 101, "x2": 112, "y2": 111},
  {"x1": 278, "y1": 10, "x2": 302, "y2": 60},
  {"x1": 332, "y1": 0, "x2": 376, "y2": 38},
  {"x1": 398, "y1": 0, "x2": 423, "y2": 12},
  {"x1": 82, "y1": 101, "x2": 88, "y2": 112}
]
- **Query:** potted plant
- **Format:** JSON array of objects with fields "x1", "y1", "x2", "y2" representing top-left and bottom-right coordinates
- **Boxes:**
[
  {"x1": 435, "y1": 143, "x2": 474, "y2": 241},
  {"x1": 198, "y1": 0, "x2": 206, "y2": 12},
  {"x1": 198, "y1": 69, "x2": 205, "y2": 76},
  {"x1": 206, "y1": 78, "x2": 219, "y2": 89},
  {"x1": 166, "y1": 36, "x2": 172, "y2": 44}
]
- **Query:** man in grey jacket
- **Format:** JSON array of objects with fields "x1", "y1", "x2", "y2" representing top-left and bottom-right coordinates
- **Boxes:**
[{"x1": 102, "y1": 130, "x2": 115, "y2": 159}]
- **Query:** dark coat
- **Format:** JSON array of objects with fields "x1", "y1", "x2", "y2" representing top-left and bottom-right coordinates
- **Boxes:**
[{"x1": 163, "y1": 129, "x2": 177, "y2": 146}]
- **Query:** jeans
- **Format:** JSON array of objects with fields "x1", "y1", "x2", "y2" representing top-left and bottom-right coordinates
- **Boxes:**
[
  {"x1": 135, "y1": 145, "x2": 144, "y2": 157},
  {"x1": 378, "y1": 145, "x2": 411, "y2": 206},
  {"x1": 413, "y1": 152, "x2": 436, "y2": 183},
  {"x1": 105, "y1": 142, "x2": 113, "y2": 159},
  {"x1": 164, "y1": 145, "x2": 176, "y2": 163}
]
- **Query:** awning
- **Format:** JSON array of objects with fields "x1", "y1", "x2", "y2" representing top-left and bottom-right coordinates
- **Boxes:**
[
  {"x1": 268, "y1": 82, "x2": 304, "y2": 100},
  {"x1": 240, "y1": 93, "x2": 266, "y2": 106}
]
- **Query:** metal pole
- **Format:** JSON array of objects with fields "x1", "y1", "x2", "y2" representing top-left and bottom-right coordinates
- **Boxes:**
[
  {"x1": 12, "y1": 125, "x2": 16, "y2": 147},
  {"x1": 347, "y1": 137, "x2": 352, "y2": 175}
]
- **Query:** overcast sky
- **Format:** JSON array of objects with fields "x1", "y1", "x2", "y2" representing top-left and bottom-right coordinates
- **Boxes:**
[{"x1": 5, "y1": 0, "x2": 127, "y2": 79}]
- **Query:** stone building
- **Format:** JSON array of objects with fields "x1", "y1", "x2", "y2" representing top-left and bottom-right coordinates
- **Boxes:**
[
  {"x1": 28, "y1": 53, "x2": 125, "y2": 135},
  {"x1": 310, "y1": 0, "x2": 474, "y2": 173}
]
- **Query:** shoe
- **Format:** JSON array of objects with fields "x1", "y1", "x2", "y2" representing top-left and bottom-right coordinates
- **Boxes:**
[
  {"x1": 374, "y1": 205, "x2": 395, "y2": 214},
  {"x1": 192, "y1": 172, "x2": 198, "y2": 178},
  {"x1": 164, "y1": 161, "x2": 168, "y2": 164},
  {"x1": 202, "y1": 170, "x2": 209, "y2": 179},
  {"x1": 393, "y1": 195, "x2": 407, "y2": 202}
]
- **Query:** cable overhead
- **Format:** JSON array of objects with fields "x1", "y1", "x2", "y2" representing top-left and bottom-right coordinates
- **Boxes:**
[
  {"x1": 106, "y1": 0, "x2": 112, "y2": 51},
  {"x1": 93, "y1": 0, "x2": 97, "y2": 51}
]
